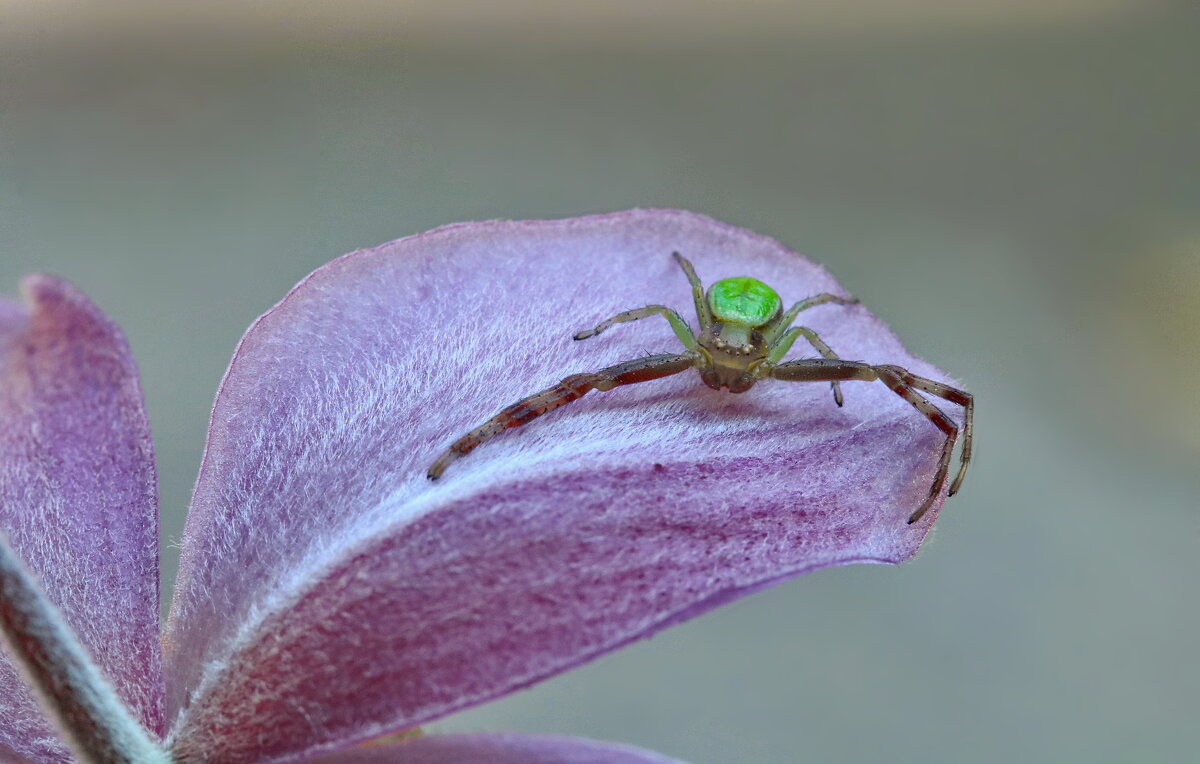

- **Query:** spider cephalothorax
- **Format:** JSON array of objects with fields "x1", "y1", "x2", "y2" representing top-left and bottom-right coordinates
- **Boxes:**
[{"x1": 428, "y1": 252, "x2": 973, "y2": 524}]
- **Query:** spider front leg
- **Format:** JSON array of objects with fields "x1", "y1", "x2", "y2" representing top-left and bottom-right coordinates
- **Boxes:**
[
  {"x1": 427, "y1": 352, "x2": 697, "y2": 480},
  {"x1": 573, "y1": 304, "x2": 698, "y2": 351},
  {"x1": 769, "y1": 359, "x2": 972, "y2": 524},
  {"x1": 778, "y1": 293, "x2": 859, "y2": 321},
  {"x1": 671, "y1": 252, "x2": 713, "y2": 329}
]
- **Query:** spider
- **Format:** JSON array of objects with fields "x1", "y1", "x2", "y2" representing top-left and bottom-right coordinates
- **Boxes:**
[{"x1": 427, "y1": 252, "x2": 973, "y2": 524}]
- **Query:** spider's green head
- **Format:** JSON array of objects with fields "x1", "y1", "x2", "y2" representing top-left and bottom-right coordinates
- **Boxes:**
[{"x1": 707, "y1": 277, "x2": 782, "y2": 328}]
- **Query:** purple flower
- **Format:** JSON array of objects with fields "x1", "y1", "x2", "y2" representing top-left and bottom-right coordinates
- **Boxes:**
[{"x1": 0, "y1": 210, "x2": 958, "y2": 763}]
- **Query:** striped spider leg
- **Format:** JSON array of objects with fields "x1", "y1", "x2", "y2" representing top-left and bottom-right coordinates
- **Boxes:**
[
  {"x1": 426, "y1": 353, "x2": 697, "y2": 480},
  {"x1": 768, "y1": 359, "x2": 974, "y2": 524},
  {"x1": 428, "y1": 258, "x2": 705, "y2": 481}
]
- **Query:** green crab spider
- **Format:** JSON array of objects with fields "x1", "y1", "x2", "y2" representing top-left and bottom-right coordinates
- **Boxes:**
[{"x1": 428, "y1": 252, "x2": 974, "y2": 524}]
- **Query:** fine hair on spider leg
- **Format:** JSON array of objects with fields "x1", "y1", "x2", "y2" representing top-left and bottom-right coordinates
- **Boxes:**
[{"x1": 425, "y1": 353, "x2": 696, "y2": 480}]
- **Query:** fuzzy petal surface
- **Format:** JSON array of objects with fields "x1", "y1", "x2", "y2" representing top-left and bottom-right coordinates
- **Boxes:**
[
  {"x1": 164, "y1": 210, "x2": 960, "y2": 763},
  {"x1": 0, "y1": 276, "x2": 163, "y2": 762},
  {"x1": 305, "y1": 733, "x2": 688, "y2": 764}
]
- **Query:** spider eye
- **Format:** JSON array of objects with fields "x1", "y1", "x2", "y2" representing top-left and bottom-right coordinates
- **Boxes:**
[{"x1": 707, "y1": 278, "x2": 782, "y2": 327}]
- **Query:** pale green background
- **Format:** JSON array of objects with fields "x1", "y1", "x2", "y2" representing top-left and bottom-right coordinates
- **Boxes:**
[{"x1": 2, "y1": 3, "x2": 1198, "y2": 762}]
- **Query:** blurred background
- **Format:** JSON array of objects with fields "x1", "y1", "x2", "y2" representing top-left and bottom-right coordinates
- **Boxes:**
[{"x1": 1, "y1": 2, "x2": 1197, "y2": 762}]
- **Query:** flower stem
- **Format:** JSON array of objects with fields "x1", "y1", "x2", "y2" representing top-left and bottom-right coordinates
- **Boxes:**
[{"x1": 0, "y1": 534, "x2": 171, "y2": 763}]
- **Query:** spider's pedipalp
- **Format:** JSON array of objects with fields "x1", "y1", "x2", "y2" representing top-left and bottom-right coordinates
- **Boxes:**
[{"x1": 763, "y1": 324, "x2": 846, "y2": 406}]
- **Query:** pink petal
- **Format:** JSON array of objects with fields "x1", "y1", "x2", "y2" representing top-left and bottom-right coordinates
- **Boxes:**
[
  {"x1": 303, "y1": 733, "x2": 688, "y2": 764},
  {"x1": 0, "y1": 276, "x2": 164, "y2": 762},
  {"x1": 164, "y1": 211, "x2": 960, "y2": 763}
]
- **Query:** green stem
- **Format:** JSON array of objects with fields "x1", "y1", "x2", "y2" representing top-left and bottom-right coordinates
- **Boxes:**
[{"x1": 0, "y1": 534, "x2": 171, "y2": 763}]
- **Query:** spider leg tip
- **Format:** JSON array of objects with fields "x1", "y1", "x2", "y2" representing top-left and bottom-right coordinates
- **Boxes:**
[{"x1": 907, "y1": 505, "x2": 931, "y2": 524}]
